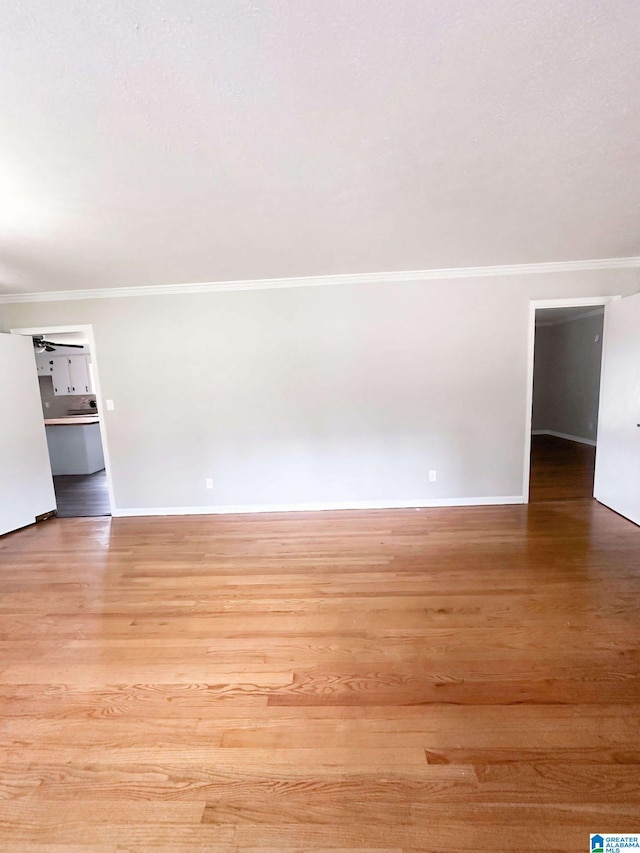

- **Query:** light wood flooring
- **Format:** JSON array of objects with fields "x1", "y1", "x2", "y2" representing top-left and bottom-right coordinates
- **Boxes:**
[{"x1": 0, "y1": 445, "x2": 638, "y2": 851}]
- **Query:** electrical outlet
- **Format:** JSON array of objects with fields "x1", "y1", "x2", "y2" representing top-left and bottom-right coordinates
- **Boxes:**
[
  {"x1": 44, "y1": 401, "x2": 50, "y2": 409},
  {"x1": 429, "y1": 470, "x2": 437, "y2": 482},
  {"x1": 106, "y1": 399, "x2": 114, "y2": 410},
  {"x1": 205, "y1": 478, "x2": 213, "y2": 489}
]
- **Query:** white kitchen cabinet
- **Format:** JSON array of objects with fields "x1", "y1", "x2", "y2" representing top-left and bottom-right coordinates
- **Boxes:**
[
  {"x1": 51, "y1": 357, "x2": 71, "y2": 396},
  {"x1": 39, "y1": 354, "x2": 93, "y2": 395},
  {"x1": 35, "y1": 353, "x2": 54, "y2": 375},
  {"x1": 68, "y1": 355, "x2": 93, "y2": 394}
]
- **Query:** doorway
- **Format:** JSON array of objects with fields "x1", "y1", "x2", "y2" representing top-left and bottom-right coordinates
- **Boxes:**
[
  {"x1": 526, "y1": 303, "x2": 606, "y2": 503},
  {"x1": 11, "y1": 324, "x2": 113, "y2": 518}
]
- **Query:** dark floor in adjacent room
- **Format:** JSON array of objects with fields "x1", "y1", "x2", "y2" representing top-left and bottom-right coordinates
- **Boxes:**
[{"x1": 53, "y1": 468, "x2": 110, "y2": 517}]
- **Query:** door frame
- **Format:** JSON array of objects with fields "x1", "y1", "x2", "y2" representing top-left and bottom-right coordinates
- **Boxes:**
[
  {"x1": 10, "y1": 324, "x2": 115, "y2": 515},
  {"x1": 521, "y1": 296, "x2": 620, "y2": 503}
]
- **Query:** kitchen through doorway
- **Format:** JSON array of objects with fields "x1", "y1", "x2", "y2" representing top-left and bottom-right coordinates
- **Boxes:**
[{"x1": 13, "y1": 326, "x2": 112, "y2": 518}]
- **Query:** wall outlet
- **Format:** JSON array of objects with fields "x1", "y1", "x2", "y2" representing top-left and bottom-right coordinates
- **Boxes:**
[
  {"x1": 595, "y1": 334, "x2": 600, "y2": 343},
  {"x1": 429, "y1": 470, "x2": 437, "y2": 482},
  {"x1": 106, "y1": 399, "x2": 114, "y2": 410},
  {"x1": 205, "y1": 478, "x2": 214, "y2": 489},
  {"x1": 44, "y1": 401, "x2": 50, "y2": 409}
]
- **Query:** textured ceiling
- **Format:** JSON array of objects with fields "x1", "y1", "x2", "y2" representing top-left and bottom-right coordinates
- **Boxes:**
[{"x1": 1, "y1": 0, "x2": 639, "y2": 294}]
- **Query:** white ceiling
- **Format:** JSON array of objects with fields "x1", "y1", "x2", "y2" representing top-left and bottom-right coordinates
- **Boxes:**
[{"x1": 1, "y1": 0, "x2": 639, "y2": 295}]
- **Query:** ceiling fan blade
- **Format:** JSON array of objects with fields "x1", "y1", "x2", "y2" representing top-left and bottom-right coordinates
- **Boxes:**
[{"x1": 40, "y1": 340, "x2": 86, "y2": 349}]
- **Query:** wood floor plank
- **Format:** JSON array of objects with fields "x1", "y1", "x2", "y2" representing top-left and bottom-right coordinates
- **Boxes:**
[
  {"x1": 0, "y1": 747, "x2": 431, "y2": 769},
  {"x1": 217, "y1": 710, "x2": 640, "y2": 749},
  {"x1": 0, "y1": 847, "x2": 118, "y2": 853},
  {"x1": 0, "y1": 825, "x2": 235, "y2": 847},
  {"x1": 0, "y1": 802, "x2": 205, "y2": 825}
]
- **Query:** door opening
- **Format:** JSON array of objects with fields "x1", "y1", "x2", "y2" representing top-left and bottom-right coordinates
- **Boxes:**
[
  {"x1": 523, "y1": 297, "x2": 613, "y2": 504},
  {"x1": 529, "y1": 306, "x2": 604, "y2": 501},
  {"x1": 11, "y1": 325, "x2": 114, "y2": 518}
]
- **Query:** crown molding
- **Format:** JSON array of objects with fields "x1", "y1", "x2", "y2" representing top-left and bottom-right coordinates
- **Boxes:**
[{"x1": 1, "y1": 256, "x2": 638, "y2": 304}]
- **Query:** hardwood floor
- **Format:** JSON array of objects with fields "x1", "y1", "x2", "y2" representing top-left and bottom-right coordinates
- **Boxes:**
[
  {"x1": 529, "y1": 433, "x2": 596, "y2": 502},
  {"x1": 53, "y1": 469, "x2": 110, "y2": 517},
  {"x1": 0, "y1": 474, "x2": 638, "y2": 849}
]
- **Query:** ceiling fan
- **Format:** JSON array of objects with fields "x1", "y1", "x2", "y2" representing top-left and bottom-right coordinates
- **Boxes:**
[{"x1": 32, "y1": 335, "x2": 85, "y2": 353}]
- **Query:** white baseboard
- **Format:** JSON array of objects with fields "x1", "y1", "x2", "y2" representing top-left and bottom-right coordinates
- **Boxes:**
[
  {"x1": 531, "y1": 429, "x2": 596, "y2": 447},
  {"x1": 112, "y1": 495, "x2": 525, "y2": 518}
]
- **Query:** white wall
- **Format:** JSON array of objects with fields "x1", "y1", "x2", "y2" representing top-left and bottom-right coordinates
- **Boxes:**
[
  {"x1": 2, "y1": 269, "x2": 638, "y2": 514},
  {"x1": 532, "y1": 312, "x2": 605, "y2": 442},
  {"x1": 531, "y1": 323, "x2": 554, "y2": 433},
  {"x1": 0, "y1": 333, "x2": 56, "y2": 534}
]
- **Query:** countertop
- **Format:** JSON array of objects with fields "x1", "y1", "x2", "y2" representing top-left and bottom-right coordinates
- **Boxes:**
[{"x1": 44, "y1": 416, "x2": 100, "y2": 426}]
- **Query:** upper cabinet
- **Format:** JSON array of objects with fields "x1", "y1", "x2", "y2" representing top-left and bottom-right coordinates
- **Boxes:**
[
  {"x1": 37, "y1": 354, "x2": 94, "y2": 396},
  {"x1": 68, "y1": 355, "x2": 93, "y2": 394},
  {"x1": 51, "y1": 357, "x2": 71, "y2": 396},
  {"x1": 35, "y1": 353, "x2": 53, "y2": 375}
]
